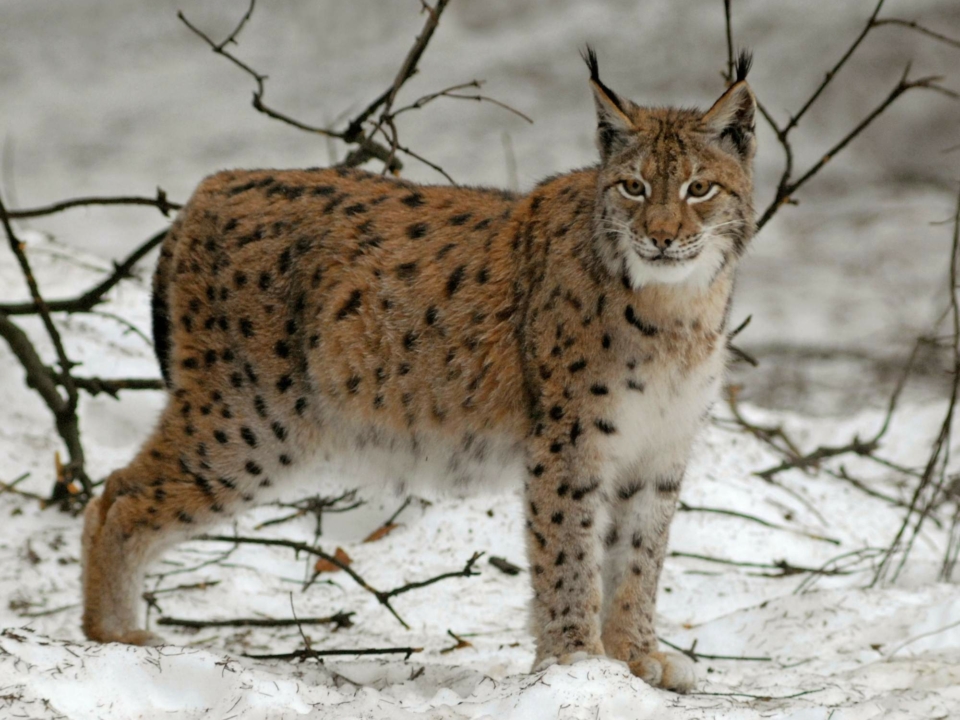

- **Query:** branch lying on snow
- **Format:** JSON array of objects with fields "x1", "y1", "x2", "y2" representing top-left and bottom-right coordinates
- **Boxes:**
[
  {"x1": 158, "y1": 611, "x2": 355, "y2": 632},
  {"x1": 242, "y1": 594, "x2": 420, "y2": 663},
  {"x1": 658, "y1": 635, "x2": 771, "y2": 663},
  {"x1": 245, "y1": 645, "x2": 422, "y2": 662},
  {"x1": 677, "y1": 501, "x2": 841, "y2": 545},
  {"x1": 196, "y1": 533, "x2": 482, "y2": 629},
  {"x1": 670, "y1": 550, "x2": 858, "y2": 579}
]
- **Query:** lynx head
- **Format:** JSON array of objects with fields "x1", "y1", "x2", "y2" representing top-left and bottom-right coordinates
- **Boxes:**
[{"x1": 584, "y1": 47, "x2": 756, "y2": 289}]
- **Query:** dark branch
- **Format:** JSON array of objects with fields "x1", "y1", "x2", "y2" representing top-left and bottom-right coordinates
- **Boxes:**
[
  {"x1": 0, "y1": 229, "x2": 166, "y2": 316},
  {"x1": 6, "y1": 190, "x2": 181, "y2": 220},
  {"x1": 197, "y1": 533, "x2": 481, "y2": 629},
  {"x1": 244, "y1": 645, "x2": 421, "y2": 661},
  {"x1": 158, "y1": 611, "x2": 355, "y2": 630}
]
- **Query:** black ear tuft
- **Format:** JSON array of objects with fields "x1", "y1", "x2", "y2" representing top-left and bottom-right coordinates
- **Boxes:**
[
  {"x1": 735, "y1": 50, "x2": 753, "y2": 83},
  {"x1": 581, "y1": 45, "x2": 600, "y2": 83},
  {"x1": 581, "y1": 44, "x2": 626, "y2": 114}
]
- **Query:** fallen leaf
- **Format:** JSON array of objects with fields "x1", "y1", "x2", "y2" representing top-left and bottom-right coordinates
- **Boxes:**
[
  {"x1": 314, "y1": 547, "x2": 352, "y2": 574},
  {"x1": 363, "y1": 523, "x2": 399, "y2": 543}
]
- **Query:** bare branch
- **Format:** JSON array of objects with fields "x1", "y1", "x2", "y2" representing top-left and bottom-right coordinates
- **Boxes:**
[
  {"x1": 722, "y1": 0, "x2": 735, "y2": 83},
  {"x1": 784, "y1": 0, "x2": 886, "y2": 134},
  {"x1": 6, "y1": 190, "x2": 181, "y2": 220},
  {"x1": 0, "y1": 229, "x2": 166, "y2": 316},
  {"x1": 197, "y1": 533, "x2": 481, "y2": 629},
  {"x1": 158, "y1": 611, "x2": 355, "y2": 631},
  {"x1": 873, "y1": 18, "x2": 960, "y2": 51},
  {"x1": 758, "y1": 72, "x2": 958, "y2": 230},
  {"x1": 245, "y1": 645, "x2": 421, "y2": 662}
]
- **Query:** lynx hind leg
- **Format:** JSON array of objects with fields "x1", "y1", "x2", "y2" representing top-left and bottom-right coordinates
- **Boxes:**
[
  {"x1": 82, "y1": 467, "x2": 175, "y2": 646},
  {"x1": 82, "y1": 400, "x2": 280, "y2": 645}
]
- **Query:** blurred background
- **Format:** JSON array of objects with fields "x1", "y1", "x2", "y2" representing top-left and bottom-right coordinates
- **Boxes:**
[{"x1": 2, "y1": 0, "x2": 958, "y2": 414}]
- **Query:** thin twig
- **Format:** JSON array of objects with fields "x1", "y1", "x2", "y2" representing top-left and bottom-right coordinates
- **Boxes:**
[
  {"x1": 678, "y1": 501, "x2": 841, "y2": 545},
  {"x1": 244, "y1": 645, "x2": 421, "y2": 661},
  {"x1": 0, "y1": 229, "x2": 166, "y2": 316},
  {"x1": 873, "y1": 18, "x2": 960, "y2": 51},
  {"x1": 784, "y1": 0, "x2": 887, "y2": 135},
  {"x1": 670, "y1": 551, "x2": 854, "y2": 578},
  {"x1": 659, "y1": 635, "x2": 771, "y2": 662},
  {"x1": 158, "y1": 612, "x2": 355, "y2": 630},
  {"x1": 197, "y1": 533, "x2": 481, "y2": 629},
  {"x1": 5, "y1": 191, "x2": 180, "y2": 220},
  {"x1": 722, "y1": 0, "x2": 735, "y2": 83}
]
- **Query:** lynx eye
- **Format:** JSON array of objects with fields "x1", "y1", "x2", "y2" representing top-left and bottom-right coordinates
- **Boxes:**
[
  {"x1": 686, "y1": 180, "x2": 715, "y2": 199},
  {"x1": 618, "y1": 178, "x2": 646, "y2": 200}
]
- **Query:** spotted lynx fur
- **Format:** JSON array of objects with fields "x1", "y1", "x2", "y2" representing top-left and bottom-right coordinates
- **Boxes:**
[{"x1": 82, "y1": 49, "x2": 756, "y2": 692}]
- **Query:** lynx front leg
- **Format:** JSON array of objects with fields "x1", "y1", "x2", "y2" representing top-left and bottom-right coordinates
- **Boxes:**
[
  {"x1": 600, "y1": 466, "x2": 696, "y2": 692},
  {"x1": 525, "y1": 440, "x2": 607, "y2": 670}
]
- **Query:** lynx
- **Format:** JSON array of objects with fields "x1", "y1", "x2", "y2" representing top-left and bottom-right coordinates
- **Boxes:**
[{"x1": 81, "y1": 49, "x2": 756, "y2": 693}]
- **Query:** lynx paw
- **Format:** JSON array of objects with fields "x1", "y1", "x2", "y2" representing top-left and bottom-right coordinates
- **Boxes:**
[
  {"x1": 628, "y1": 651, "x2": 696, "y2": 693},
  {"x1": 533, "y1": 650, "x2": 604, "y2": 673},
  {"x1": 91, "y1": 629, "x2": 166, "y2": 647}
]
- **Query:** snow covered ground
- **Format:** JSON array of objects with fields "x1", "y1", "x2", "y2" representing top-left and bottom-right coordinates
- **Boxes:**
[{"x1": 2, "y1": 0, "x2": 960, "y2": 717}]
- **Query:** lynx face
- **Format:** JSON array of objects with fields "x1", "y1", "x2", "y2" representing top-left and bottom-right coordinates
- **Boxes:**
[{"x1": 586, "y1": 50, "x2": 756, "y2": 289}]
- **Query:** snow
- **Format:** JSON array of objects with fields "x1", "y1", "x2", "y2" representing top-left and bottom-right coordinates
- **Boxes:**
[
  {"x1": 2, "y1": 0, "x2": 960, "y2": 716},
  {"x1": 0, "y1": 238, "x2": 958, "y2": 718}
]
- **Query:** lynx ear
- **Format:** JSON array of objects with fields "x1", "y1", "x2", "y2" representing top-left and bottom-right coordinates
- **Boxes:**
[
  {"x1": 582, "y1": 46, "x2": 634, "y2": 161},
  {"x1": 703, "y1": 50, "x2": 756, "y2": 160}
]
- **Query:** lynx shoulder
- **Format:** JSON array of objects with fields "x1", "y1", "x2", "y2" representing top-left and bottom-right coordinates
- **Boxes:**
[{"x1": 82, "y1": 48, "x2": 756, "y2": 693}]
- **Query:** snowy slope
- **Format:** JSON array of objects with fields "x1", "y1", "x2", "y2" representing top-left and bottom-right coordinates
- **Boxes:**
[{"x1": 0, "y1": 234, "x2": 958, "y2": 719}]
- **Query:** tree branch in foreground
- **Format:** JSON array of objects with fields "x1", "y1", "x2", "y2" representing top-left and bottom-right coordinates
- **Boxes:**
[
  {"x1": 196, "y1": 533, "x2": 482, "y2": 629},
  {"x1": 5, "y1": 190, "x2": 181, "y2": 220}
]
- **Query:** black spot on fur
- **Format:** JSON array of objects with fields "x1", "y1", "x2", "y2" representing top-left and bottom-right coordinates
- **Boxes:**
[
  {"x1": 336, "y1": 290, "x2": 362, "y2": 320},
  {"x1": 407, "y1": 222, "x2": 429, "y2": 239},
  {"x1": 401, "y1": 192, "x2": 425, "y2": 207},
  {"x1": 447, "y1": 265, "x2": 466, "y2": 297},
  {"x1": 277, "y1": 375, "x2": 293, "y2": 393},
  {"x1": 240, "y1": 427, "x2": 258, "y2": 448},
  {"x1": 395, "y1": 262, "x2": 418, "y2": 282},
  {"x1": 595, "y1": 419, "x2": 617, "y2": 434}
]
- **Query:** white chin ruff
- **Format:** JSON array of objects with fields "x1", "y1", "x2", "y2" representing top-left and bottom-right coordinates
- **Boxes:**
[{"x1": 623, "y1": 244, "x2": 725, "y2": 290}]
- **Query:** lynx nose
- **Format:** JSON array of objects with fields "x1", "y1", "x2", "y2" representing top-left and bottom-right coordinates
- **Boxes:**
[{"x1": 648, "y1": 233, "x2": 674, "y2": 250}]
